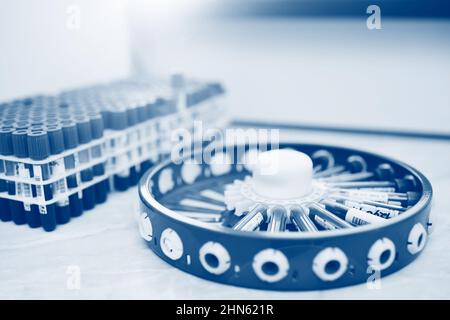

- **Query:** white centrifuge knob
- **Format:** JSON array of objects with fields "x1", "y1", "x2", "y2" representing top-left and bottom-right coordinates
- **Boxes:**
[{"x1": 252, "y1": 149, "x2": 313, "y2": 199}]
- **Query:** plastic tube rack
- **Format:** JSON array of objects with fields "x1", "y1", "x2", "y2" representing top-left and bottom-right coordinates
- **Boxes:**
[{"x1": 0, "y1": 76, "x2": 227, "y2": 231}]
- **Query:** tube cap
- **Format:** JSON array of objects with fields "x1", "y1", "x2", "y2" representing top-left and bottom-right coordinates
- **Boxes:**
[
  {"x1": 0, "y1": 127, "x2": 14, "y2": 155},
  {"x1": 109, "y1": 110, "x2": 128, "y2": 130},
  {"x1": 46, "y1": 125, "x2": 65, "y2": 155},
  {"x1": 89, "y1": 114, "x2": 104, "y2": 139},
  {"x1": 12, "y1": 129, "x2": 29, "y2": 158},
  {"x1": 75, "y1": 116, "x2": 92, "y2": 144},
  {"x1": 27, "y1": 130, "x2": 51, "y2": 160},
  {"x1": 126, "y1": 107, "x2": 138, "y2": 126},
  {"x1": 61, "y1": 120, "x2": 79, "y2": 149}
]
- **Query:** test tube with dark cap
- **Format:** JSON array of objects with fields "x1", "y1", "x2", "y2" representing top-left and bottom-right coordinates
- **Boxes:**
[
  {"x1": 290, "y1": 206, "x2": 318, "y2": 232},
  {"x1": 126, "y1": 106, "x2": 140, "y2": 186},
  {"x1": 11, "y1": 129, "x2": 35, "y2": 226},
  {"x1": 27, "y1": 130, "x2": 56, "y2": 231},
  {"x1": 139, "y1": 101, "x2": 161, "y2": 174},
  {"x1": 0, "y1": 160, "x2": 11, "y2": 222},
  {"x1": 110, "y1": 109, "x2": 130, "y2": 191},
  {"x1": 47, "y1": 124, "x2": 71, "y2": 225},
  {"x1": 315, "y1": 155, "x2": 368, "y2": 180},
  {"x1": 134, "y1": 102, "x2": 151, "y2": 179},
  {"x1": 61, "y1": 120, "x2": 83, "y2": 218},
  {"x1": 233, "y1": 204, "x2": 268, "y2": 231},
  {"x1": 334, "y1": 197, "x2": 399, "y2": 219},
  {"x1": 321, "y1": 199, "x2": 385, "y2": 226},
  {"x1": 0, "y1": 128, "x2": 14, "y2": 222},
  {"x1": 2, "y1": 128, "x2": 25, "y2": 225},
  {"x1": 75, "y1": 116, "x2": 96, "y2": 210},
  {"x1": 89, "y1": 113, "x2": 108, "y2": 204}
]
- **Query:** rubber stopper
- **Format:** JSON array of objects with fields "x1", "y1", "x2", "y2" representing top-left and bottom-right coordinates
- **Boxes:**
[
  {"x1": 61, "y1": 120, "x2": 79, "y2": 149},
  {"x1": 27, "y1": 130, "x2": 51, "y2": 160},
  {"x1": 75, "y1": 116, "x2": 92, "y2": 144},
  {"x1": 46, "y1": 125, "x2": 65, "y2": 155},
  {"x1": 109, "y1": 110, "x2": 128, "y2": 130},
  {"x1": 11, "y1": 129, "x2": 29, "y2": 158},
  {"x1": 0, "y1": 127, "x2": 14, "y2": 156},
  {"x1": 89, "y1": 114, "x2": 104, "y2": 139}
]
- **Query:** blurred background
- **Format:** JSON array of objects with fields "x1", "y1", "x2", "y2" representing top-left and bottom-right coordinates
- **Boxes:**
[{"x1": 1, "y1": 0, "x2": 449, "y2": 134}]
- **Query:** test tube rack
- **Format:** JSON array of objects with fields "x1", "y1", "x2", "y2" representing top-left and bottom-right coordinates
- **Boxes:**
[{"x1": 0, "y1": 76, "x2": 227, "y2": 231}]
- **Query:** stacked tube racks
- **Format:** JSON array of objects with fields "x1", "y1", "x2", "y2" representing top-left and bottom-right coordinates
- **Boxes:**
[{"x1": 0, "y1": 75, "x2": 226, "y2": 231}]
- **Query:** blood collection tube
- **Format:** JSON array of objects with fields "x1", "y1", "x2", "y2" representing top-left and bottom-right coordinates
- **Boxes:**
[
  {"x1": 47, "y1": 124, "x2": 71, "y2": 224},
  {"x1": 126, "y1": 106, "x2": 140, "y2": 186},
  {"x1": 89, "y1": 113, "x2": 108, "y2": 204},
  {"x1": 76, "y1": 116, "x2": 95, "y2": 210},
  {"x1": 0, "y1": 159, "x2": 11, "y2": 222},
  {"x1": 110, "y1": 109, "x2": 130, "y2": 191},
  {"x1": 316, "y1": 155, "x2": 368, "y2": 180},
  {"x1": 308, "y1": 203, "x2": 353, "y2": 230},
  {"x1": 334, "y1": 197, "x2": 399, "y2": 219},
  {"x1": 27, "y1": 130, "x2": 56, "y2": 231},
  {"x1": 233, "y1": 204, "x2": 268, "y2": 231},
  {"x1": 290, "y1": 206, "x2": 318, "y2": 232},
  {"x1": 0, "y1": 128, "x2": 14, "y2": 222},
  {"x1": 61, "y1": 120, "x2": 83, "y2": 217},
  {"x1": 0, "y1": 127, "x2": 28, "y2": 225},
  {"x1": 267, "y1": 206, "x2": 287, "y2": 232},
  {"x1": 321, "y1": 199, "x2": 385, "y2": 226},
  {"x1": 12, "y1": 129, "x2": 36, "y2": 226}
]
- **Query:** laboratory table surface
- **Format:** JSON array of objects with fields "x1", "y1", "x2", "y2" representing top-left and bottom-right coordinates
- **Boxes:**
[{"x1": 1, "y1": 128, "x2": 449, "y2": 299}]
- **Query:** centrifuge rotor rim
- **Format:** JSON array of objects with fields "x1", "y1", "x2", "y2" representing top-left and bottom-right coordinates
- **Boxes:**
[{"x1": 139, "y1": 143, "x2": 432, "y2": 240}]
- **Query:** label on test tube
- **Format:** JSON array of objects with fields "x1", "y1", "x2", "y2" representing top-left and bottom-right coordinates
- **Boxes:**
[
  {"x1": 52, "y1": 160, "x2": 69, "y2": 207},
  {"x1": 345, "y1": 208, "x2": 384, "y2": 225},
  {"x1": 344, "y1": 200, "x2": 399, "y2": 219},
  {"x1": 240, "y1": 212, "x2": 264, "y2": 231},
  {"x1": 32, "y1": 165, "x2": 47, "y2": 214},
  {"x1": 322, "y1": 200, "x2": 385, "y2": 226},
  {"x1": 233, "y1": 205, "x2": 267, "y2": 231},
  {"x1": 17, "y1": 163, "x2": 31, "y2": 211}
]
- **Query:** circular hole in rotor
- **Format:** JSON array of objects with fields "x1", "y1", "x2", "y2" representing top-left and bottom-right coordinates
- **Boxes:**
[
  {"x1": 379, "y1": 249, "x2": 391, "y2": 265},
  {"x1": 261, "y1": 261, "x2": 279, "y2": 276},
  {"x1": 204, "y1": 253, "x2": 219, "y2": 269},
  {"x1": 325, "y1": 260, "x2": 341, "y2": 275}
]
